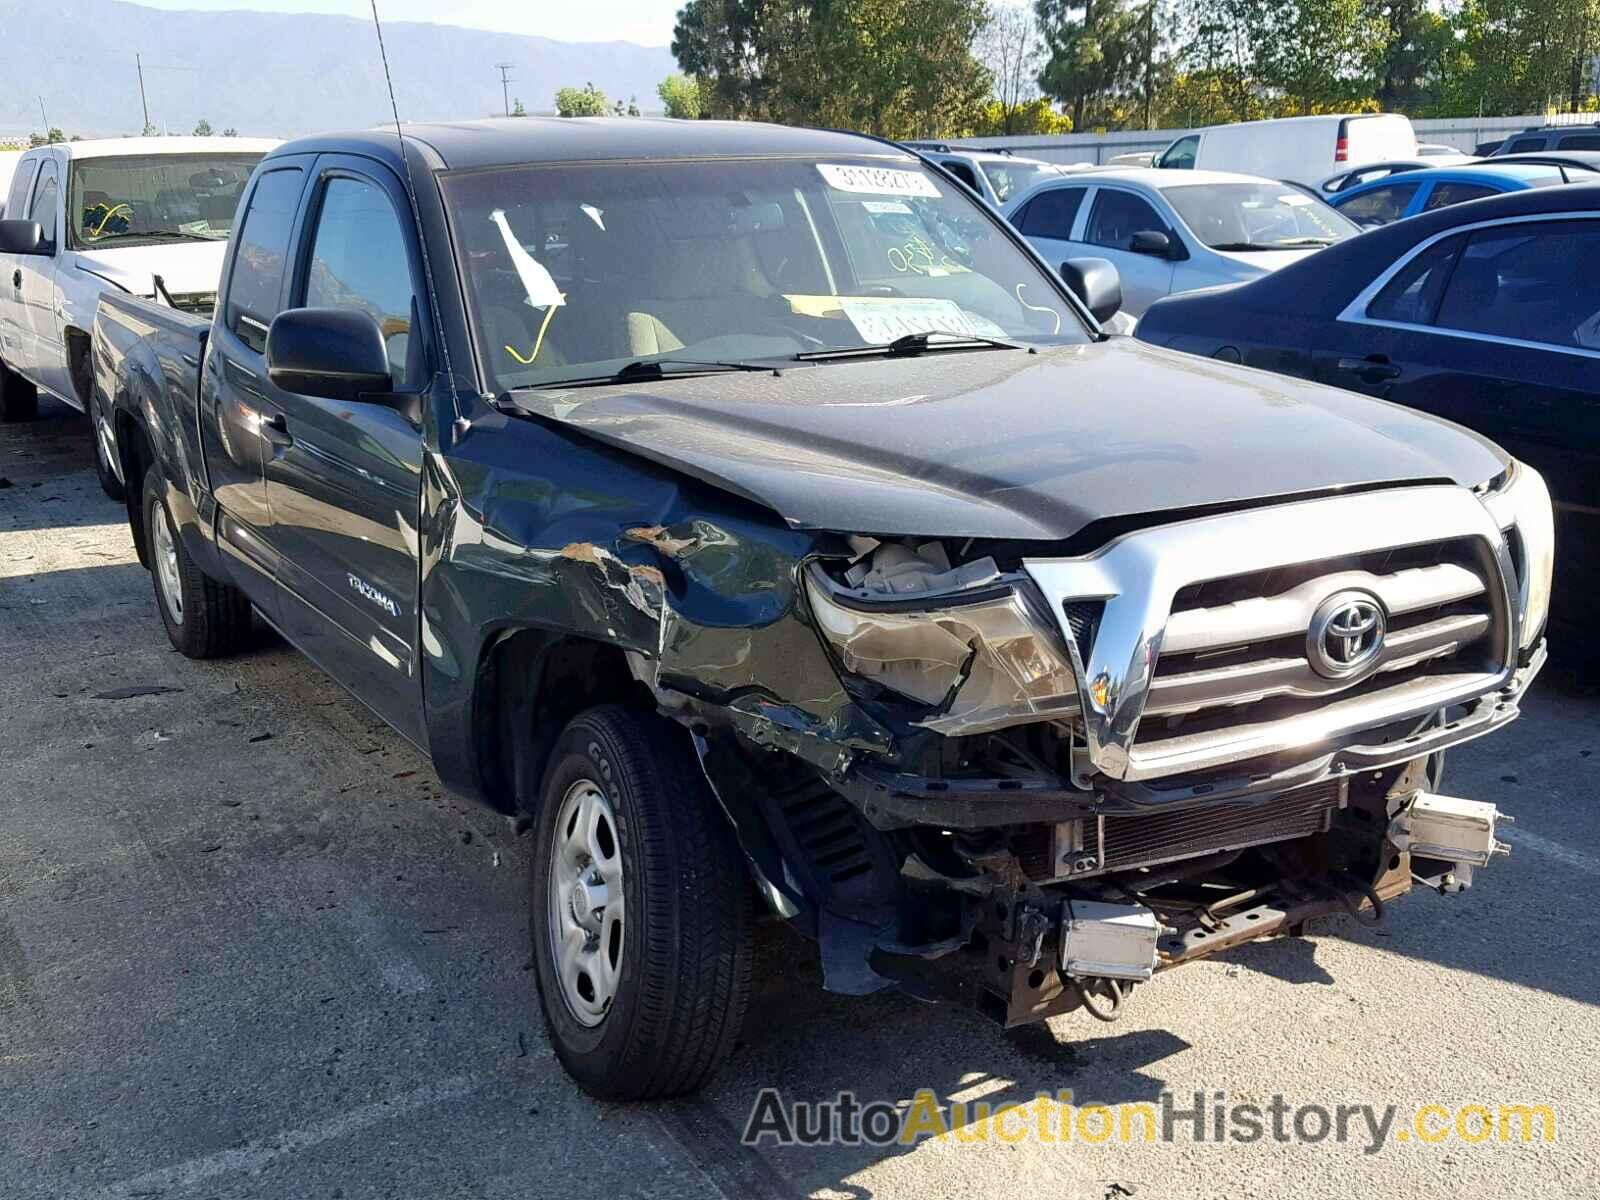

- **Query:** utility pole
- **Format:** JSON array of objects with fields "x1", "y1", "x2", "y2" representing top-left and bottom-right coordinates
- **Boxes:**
[
  {"x1": 494, "y1": 62, "x2": 515, "y2": 118},
  {"x1": 1141, "y1": 0, "x2": 1156, "y2": 131},
  {"x1": 137, "y1": 53, "x2": 150, "y2": 134},
  {"x1": 38, "y1": 96, "x2": 49, "y2": 134}
]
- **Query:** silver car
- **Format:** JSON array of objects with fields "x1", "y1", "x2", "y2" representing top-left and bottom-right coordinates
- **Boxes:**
[{"x1": 1002, "y1": 168, "x2": 1361, "y2": 317}]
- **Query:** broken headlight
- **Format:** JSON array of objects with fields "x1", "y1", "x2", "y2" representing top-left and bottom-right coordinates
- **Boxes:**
[
  {"x1": 1480, "y1": 460, "x2": 1554, "y2": 650},
  {"x1": 802, "y1": 555, "x2": 1079, "y2": 736}
]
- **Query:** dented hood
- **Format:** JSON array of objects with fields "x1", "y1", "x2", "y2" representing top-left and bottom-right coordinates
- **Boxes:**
[{"x1": 509, "y1": 337, "x2": 1508, "y2": 541}]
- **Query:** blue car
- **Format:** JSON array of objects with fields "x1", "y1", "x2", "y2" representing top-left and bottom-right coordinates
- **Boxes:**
[{"x1": 1330, "y1": 162, "x2": 1578, "y2": 228}]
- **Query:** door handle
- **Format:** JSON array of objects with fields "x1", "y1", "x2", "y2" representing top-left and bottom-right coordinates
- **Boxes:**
[
  {"x1": 261, "y1": 412, "x2": 293, "y2": 448},
  {"x1": 11, "y1": 269, "x2": 19, "y2": 289},
  {"x1": 1337, "y1": 356, "x2": 1401, "y2": 381}
]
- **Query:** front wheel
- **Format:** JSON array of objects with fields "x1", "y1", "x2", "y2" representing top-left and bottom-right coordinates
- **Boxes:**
[{"x1": 529, "y1": 705, "x2": 753, "y2": 1100}]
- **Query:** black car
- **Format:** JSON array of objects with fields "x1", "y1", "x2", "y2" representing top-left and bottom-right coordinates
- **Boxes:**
[
  {"x1": 1491, "y1": 123, "x2": 1600, "y2": 155},
  {"x1": 1137, "y1": 183, "x2": 1598, "y2": 635}
]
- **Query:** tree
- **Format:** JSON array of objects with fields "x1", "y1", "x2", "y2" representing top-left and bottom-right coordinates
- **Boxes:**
[
  {"x1": 612, "y1": 95, "x2": 642, "y2": 116},
  {"x1": 658, "y1": 72, "x2": 704, "y2": 118},
  {"x1": 27, "y1": 127, "x2": 66, "y2": 147},
  {"x1": 222, "y1": 127, "x2": 238, "y2": 137},
  {"x1": 979, "y1": 2, "x2": 1048, "y2": 133},
  {"x1": 510, "y1": 98, "x2": 528, "y2": 117},
  {"x1": 554, "y1": 82, "x2": 611, "y2": 116},
  {"x1": 193, "y1": 118, "x2": 213, "y2": 136},
  {"x1": 1036, "y1": 0, "x2": 1157, "y2": 129},
  {"x1": 673, "y1": 0, "x2": 993, "y2": 138}
]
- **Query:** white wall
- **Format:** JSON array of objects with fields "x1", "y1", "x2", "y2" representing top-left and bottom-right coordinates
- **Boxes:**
[{"x1": 958, "y1": 113, "x2": 1599, "y2": 164}]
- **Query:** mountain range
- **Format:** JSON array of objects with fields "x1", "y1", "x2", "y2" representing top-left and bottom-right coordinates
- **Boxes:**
[{"x1": 0, "y1": 0, "x2": 678, "y2": 139}]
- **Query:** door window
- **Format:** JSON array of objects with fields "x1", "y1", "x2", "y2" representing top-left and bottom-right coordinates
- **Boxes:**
[
  {"x1": 226, "y1": 167, "x2": 305, "y2": 353},
  {"x1": 6, "y1": 159, "x2": 38, "y2": 218},
  {"x1": 302, "y1": 176, "x2": 420, "y2": 389},
  {"x1": 1085, "y1": 189, "x2": 1168, "y2": 250},
  {"x1": 29, "y1": 165, "x2": 58, "y2": 248},
  {"x1": 1423, "y1": 183, "x2": 1499, "y2": 211},
  {"x1": 1503, "y1": 137, "x2": 1546, "y2": 154},
  {"x1": 1158, "y1": 135, "x2": 1198, "y2": 169},
  {"x1": 1554, "y1": 133, "x2": 1600, "y2": 151},
  {"x1": 1367, "y1": 234, "x2": 1466, "y2": 325},
  {"x1": 1016, "y1": 187, "x2": 1085, "y2": 239},
  {"x1": 1434, "y1": 220, "x2": 1600, "y2": 351},
  {"x1": 938, "y1": 159, "x2": 981, "y2": 193},
  {"x1": 1336, "y1": 182, "x2": 1419, "y2": 227}
]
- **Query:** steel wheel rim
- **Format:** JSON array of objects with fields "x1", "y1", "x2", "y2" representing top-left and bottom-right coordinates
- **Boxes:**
[
  {"x1": 547, "y1": 778, "x2": 625, "y2": 1027},
  {"x1": 151, "y1": 501, "x2": 184, "y2": 626}
]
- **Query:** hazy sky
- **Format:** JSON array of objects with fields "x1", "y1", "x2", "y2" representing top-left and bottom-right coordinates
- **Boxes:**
[{"x1": 131, "y1": 0, "x2": 679, "y2": 47}]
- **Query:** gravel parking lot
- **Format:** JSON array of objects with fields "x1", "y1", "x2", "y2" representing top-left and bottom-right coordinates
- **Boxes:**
[{"x1": 2, "y1": 399, "x2": 1596, "y2": 1200}]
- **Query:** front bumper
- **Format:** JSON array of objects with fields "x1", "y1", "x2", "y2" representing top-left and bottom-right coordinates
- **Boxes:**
[{"x1": 836, "y1": 642, "x2": 1546, "y2": 831}]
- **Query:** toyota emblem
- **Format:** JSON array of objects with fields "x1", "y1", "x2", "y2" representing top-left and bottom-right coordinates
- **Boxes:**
[{"x1": 1307, "y1": 591, "x2": 1386, "y2": 679}]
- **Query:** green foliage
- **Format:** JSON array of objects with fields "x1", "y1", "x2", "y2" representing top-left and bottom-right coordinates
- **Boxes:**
[
  {"x1": 554, "y1": 82, "x2": 611, "y2": 117},
  {"x1": 672, "y1": 0, "x2": 994, "y2": 138},
  {"x1": 510, "y1": 98, "x2": 528, "y2": 117},
  {"x1": 193, "y1": 118, "x2": 213, "y2": 136},
  {"x1": 27, "y1": 128, "x2": 67, "y2": 147},
  {"x1": 670, "y1": 0, "x2": 1600, "y2": 139},
  {"x1": 658, "y1": 73, "x2": 704, "y2": 119},
  {"x1": 222, "y1": 127, "x2": 239, "y2": 137}
]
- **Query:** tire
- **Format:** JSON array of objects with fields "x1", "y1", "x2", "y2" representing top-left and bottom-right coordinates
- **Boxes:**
[
  {"x1": 529, "y1": 704, "x2": 753, "y2": 1100},
  {"x1": 0, "y1": 358, "x2": 38, "y2": 422},
  {"x1": 142, "y1": 464, "x2": 252, "y2": 658},
  {"x1": 93, "y1": 415, "x2": 126, "y2": 501}
]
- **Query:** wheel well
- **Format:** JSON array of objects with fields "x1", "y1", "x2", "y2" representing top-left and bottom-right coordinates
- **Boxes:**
[
  {"x1": 116, "y1": 411, "x2": 154, "y2": 567},
  {"x1": 476, "y1": 631, "x2": 654, "y2": 815}
]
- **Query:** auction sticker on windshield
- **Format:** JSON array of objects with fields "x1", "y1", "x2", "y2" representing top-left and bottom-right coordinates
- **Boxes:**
[
  {"x1": 818, "y1": 163, "x2": 943, "y2": 198},
  {"x1": 839, "y1": 297, "x2": 985, "y2": 344}
]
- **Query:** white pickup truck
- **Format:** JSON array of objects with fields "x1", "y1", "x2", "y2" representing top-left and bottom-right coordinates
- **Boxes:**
[{"x1": 0, "y1": 136, "x2": 276, "y2": 496}]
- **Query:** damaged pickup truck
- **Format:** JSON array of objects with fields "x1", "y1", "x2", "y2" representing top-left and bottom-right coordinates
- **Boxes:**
[{"x1": 93, "y1": 119, "x2": 1554, "y2": 1101}]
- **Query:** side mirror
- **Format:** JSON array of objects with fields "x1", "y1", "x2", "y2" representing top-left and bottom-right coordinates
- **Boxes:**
[
  {"x1": 1130, "y1": 229, "x2": 1172, "y2": 257},
  {"x1": 1060, "y1": 258, "x2": 1123, "y2": 325},
  {"x1": 266, "y1": 307, "x2": 395, "y2": 403},
  {"x1": 0, "y1": 219, "x2": 47, "y2": 256}
]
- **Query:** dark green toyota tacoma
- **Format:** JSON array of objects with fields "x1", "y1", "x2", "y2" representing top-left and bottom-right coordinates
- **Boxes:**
[{"x1": 88, "y1": 119, "x2": 1552, "y2": 1099}]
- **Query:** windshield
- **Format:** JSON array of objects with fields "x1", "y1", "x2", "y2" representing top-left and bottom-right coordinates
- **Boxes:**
[
  {"x1": 68, "y1": 154, "x2": 266, "y2": 249},
  {"x1": 441, "y1": 155, "x2": 1085, "y2": 393},
  {"x1": 978, "y1": 160, "x2": 1060, "y2": 204},
  {"x1": 1164, "y1": 182, "x2": 1360, "y2": 250}
]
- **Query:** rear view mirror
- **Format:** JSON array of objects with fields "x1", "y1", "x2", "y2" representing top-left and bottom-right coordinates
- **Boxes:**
[
  {"x1": 0, "y1": 219, "x2": 47, "y2": 256},
  {"x1": 266, "y1": 307, "x2": 395, "y2": 403},
  {"x1": 1060, "y1": 258, "x2": 1123, "y2": 325},
  {"x1": 1130, "y1": 229, "x2": 1172, "y2": 257}
]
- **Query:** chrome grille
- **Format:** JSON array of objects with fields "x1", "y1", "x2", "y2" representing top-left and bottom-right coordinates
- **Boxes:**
[
  {"x1": 1148, "y1": 551, "x2": 1492, "y2": 717},
  {"x1": 1024, "y1": 486, "x2": 1518, "y2": 782}
]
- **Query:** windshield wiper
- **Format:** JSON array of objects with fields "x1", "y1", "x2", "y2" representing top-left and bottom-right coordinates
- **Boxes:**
[
  {"x1": 83, "y1": 230, "x2": 222, "y2": 245},
  {"x1": 503, "y1": 357, "x2": 780, "y2": 391},
  {"x1": 794, "y1": 330, "x2": 1026, "y2": 361},
  {"x1": 1212, "y1": 238, "x2": 1333, "y2": 251}
]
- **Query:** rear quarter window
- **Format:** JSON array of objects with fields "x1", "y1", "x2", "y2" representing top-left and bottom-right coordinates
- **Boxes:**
[
  {"x1": 6, "y1": 158, "x2": 38, "y2": 217},
  {"x1": 225, "y1": 167, "x2": 305, "y2": 353}
]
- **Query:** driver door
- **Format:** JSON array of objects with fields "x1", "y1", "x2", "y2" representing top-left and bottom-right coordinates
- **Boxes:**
[{"x1": 259, "y1": 157, "x2": 428, "y2": 745}]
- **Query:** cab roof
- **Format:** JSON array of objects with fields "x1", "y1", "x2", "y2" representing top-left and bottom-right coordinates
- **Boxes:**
[{"x1": 272, "y1": 118, "x2": 911, "y2": 174}]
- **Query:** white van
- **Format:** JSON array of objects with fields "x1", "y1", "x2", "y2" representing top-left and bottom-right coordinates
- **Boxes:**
[{"x1": 1154, "y1": 114, "x2": 1417, "y2": 185}]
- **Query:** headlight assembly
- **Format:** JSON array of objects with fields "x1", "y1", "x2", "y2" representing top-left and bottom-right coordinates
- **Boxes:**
[
  {"x1": 802, "y1": 563, "x2": 1080, "y2": 735},
  {"x1": 1481, "y1": 460, "x2": 1555, "y2": 650}
]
